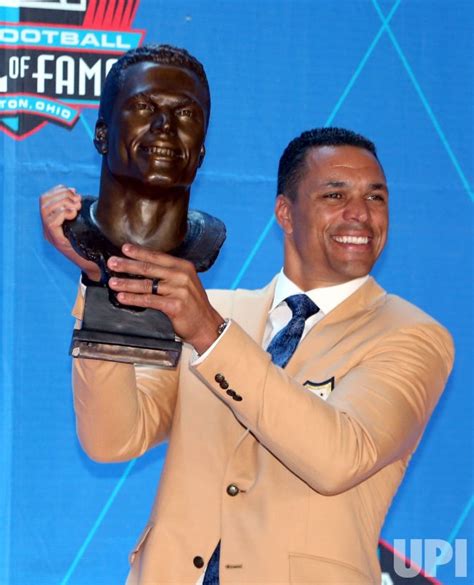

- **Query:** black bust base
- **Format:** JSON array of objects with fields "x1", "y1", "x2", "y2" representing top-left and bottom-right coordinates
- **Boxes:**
[{"x1": 71, "y1": 285, "x2": 181, "y2": 367}]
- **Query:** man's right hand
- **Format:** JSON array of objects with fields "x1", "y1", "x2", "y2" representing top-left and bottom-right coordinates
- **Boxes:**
[{"x1": 40, "y1": 185, "x2": 101, "y2": 282}]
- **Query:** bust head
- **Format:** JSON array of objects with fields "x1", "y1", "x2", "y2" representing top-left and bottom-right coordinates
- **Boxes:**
[{"x1": 94, "y1": 44, "x2": 211, "y2": 194}]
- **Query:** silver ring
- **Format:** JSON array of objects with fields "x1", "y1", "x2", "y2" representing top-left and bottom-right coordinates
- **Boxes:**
[{"x1": 151, "y1": 278, "x2": 160, "y2": 295}]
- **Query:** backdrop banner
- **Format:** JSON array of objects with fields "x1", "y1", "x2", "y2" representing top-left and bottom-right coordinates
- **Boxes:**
[{"x1": 0, "y1": 1, "x2": 472, "y2": 584}]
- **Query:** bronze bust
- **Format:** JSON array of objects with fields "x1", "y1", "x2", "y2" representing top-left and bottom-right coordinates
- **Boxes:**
[{"x1": 63, "y1": 45, "x2": 225, "y2": 366}]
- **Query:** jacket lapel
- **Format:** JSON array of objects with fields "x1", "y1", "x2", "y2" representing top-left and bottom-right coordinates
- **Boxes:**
[
  {"x1": 285, "y1": 277, "x2": 387, "y2": 375},
  {"x1": 231, "y1": 277, "x2": 277, "y2": 345}
]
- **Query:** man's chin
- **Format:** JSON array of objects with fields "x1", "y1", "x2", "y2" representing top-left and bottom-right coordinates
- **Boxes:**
[
  {"x1": 329, "y1": 257, "x2": 375, "y2": 282},
  {"x1": 342, "y1": 264, "x2": 374, "y2": 281}
]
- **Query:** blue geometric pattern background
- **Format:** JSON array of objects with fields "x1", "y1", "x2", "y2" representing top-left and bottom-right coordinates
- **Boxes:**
[{"x1": 0, "y1": 1, "x2": 472, "y2": 584}]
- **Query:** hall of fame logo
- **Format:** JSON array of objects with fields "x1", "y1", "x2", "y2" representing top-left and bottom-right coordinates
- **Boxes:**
[{"x1": 0, "y1": 0, "x2": 144, "y2": 139}]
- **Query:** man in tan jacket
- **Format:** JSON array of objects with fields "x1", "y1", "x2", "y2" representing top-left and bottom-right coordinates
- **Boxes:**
[{"x1": 42, "y1": 127, "x2": 454, "y2": 584}]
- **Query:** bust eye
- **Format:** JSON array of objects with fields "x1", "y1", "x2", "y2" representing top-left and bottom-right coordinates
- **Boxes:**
[
  {"x1": 323, "y1": 192, "x2": 343, "y2": 199},
  {"x1": 176, "y1": 108, "x2": 193, "y2": 118},
  {"x1": 134, "y1": 101, "x2": 154, "y2": 112}
]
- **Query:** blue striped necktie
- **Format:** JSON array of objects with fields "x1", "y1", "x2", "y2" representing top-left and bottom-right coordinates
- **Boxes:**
[{"x1": 202, "y1": 294, "x2": 319, "y2": 585}]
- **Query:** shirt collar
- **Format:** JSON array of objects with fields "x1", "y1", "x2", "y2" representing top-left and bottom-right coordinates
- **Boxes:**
[{"x1": 270, "y1": 270, "x2": 369, "y2": 316}]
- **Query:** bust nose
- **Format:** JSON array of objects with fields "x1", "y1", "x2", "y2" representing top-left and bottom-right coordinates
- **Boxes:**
[{"x1": 150, "y1": 110, "x2": 173, "y2": 134}]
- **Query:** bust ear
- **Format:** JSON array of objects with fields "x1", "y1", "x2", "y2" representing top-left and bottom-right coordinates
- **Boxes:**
[
  {"x1": 94, "y1": 120, "x2": 108, "y2": 155},
  {"x1": 198, "y1": 144, "x2": 206, "y2": 168}
]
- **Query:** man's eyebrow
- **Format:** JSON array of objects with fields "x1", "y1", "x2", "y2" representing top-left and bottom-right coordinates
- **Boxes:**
[
  {"x1": 369, "y1": 182, "x2": 388, "y2": 191},
  {"x1": 321, "y1": 180, "x2": 388, "y2": 191},
  {"x1": 322, "y1": 180, "x2": 347, "y2": 188}
]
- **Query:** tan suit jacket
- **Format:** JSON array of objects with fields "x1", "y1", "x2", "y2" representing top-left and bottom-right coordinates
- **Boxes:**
[{"x1": 72, "y1": 277, "x2": 454, "y2": 584}]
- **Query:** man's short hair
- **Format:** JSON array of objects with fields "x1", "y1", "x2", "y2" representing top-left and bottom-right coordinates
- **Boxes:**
[
  {"x1": 98, "y1": 44, "x2": 211, "y2": 126},
  {"x1": 277, "y1": 127, "x2": 378, "y2": 200}
]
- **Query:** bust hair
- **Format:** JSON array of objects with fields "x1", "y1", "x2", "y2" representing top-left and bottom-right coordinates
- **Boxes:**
[
  {"x1": 98, "y1": 44, "x2": 211, "y2": 127},
  {"x1": 277, "y1": 127, "x2": 379, "y2": 200}
]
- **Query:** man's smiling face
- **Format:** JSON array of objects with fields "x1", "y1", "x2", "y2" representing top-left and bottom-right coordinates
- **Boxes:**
[
  {"x1": 276, "y1": 145, "x2": 389, "y2": 289},
  {"x1": 103, "y1": 61, "x2": 209, "y2": 192}
]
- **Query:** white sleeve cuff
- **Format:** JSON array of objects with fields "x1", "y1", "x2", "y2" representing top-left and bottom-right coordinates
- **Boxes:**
[{"x1": 190, "y1": 319, "x2": 232, "y2": 365}]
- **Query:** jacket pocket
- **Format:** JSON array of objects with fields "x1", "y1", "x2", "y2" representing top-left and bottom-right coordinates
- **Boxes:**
[
  {"x1": 129, "y1": 523, "x2": 153, "y2": 566},
  {"x1": 289, "y1": 553, "x2": 373, "y2": 584}
]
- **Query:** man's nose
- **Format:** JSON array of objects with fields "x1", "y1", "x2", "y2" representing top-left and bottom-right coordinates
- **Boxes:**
[
  {"x1": 342, "y1": 196, "x2": 369, "y2": 222},
  {"x1": 150, "y1": 110, "x2": 173, "y2": 134}
]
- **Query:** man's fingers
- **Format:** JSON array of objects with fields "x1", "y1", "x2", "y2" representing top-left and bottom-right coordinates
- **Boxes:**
[
  {"x1": 115, "y1": 292, "x2": 185, "y2": 320},
  {"x1": 108, "y1": 256, "x2": 158, "y2": 278},
  {"x1": 40, "y1": 184, "x2": 78, "y2": 204},
  {"x1": 115, "y1": 292, "x2": 168, "y2": 311},
  {"x1": 41, "y1": 192, "x2": 80, "y2": 211},
  {"x1": 41, "y1": 193, "x2": 82, "y2": 211},
  {"x1": 40, "y1": 188, "x2": 81, "y2": 233},
  {"x1": 40, "y1": 184, "x2": 68, "y2": 201},
  {"x1": 107, "y1": 255, "x2": 178, "y2": 281},
  {"x1": 44, "y1": 205, "x2": 78, "y2": 226},
  {"x1": 109, "y1": 277, "x2": 157, "y2": 294},
  {"x1": 121, "y1": 243, "x2": 190, "y2": 270}
]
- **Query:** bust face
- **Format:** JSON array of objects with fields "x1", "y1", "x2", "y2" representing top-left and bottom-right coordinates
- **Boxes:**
[{"x1": 102, "y1": 61, "x2": 209, "y2": 191}]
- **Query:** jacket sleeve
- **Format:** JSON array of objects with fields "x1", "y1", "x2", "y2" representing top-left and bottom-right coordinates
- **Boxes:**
[
  {"x1": 191, "y1": 320, "x2": 454, "y2": 495},
  {"x1": 71, "y1": 286, "x2": 179, "y2": 463},
  {"x1": 73, "y1": 359, "x2": 179, "y2": 463}
]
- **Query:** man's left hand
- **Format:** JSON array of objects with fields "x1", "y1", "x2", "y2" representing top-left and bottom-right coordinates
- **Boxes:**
[{"x1": 108, "y1": 244, "x2": 224, "y2": 355}]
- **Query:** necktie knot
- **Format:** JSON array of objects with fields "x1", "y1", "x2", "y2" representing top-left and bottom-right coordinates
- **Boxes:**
[{"x1": 285, "y1": 294, "x2": 319, "y2": 320}]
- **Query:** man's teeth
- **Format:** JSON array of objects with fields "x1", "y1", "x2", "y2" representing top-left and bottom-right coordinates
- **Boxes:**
[
  {"x1": 333, "y1": 235, "x2": 369, "y2": 244},
  {"x1": 142, "y1": 146, "x2": 178, "y2": 158}
]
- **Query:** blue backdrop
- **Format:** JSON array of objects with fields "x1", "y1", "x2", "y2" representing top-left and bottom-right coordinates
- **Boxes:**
[{"x1": 0, "y1": 1, "x2": 472, "y2": 584}]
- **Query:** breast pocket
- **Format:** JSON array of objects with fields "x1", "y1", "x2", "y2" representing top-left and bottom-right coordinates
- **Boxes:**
[{"x1": 289, "y1": 553, "x2": 373, "y2": 584}]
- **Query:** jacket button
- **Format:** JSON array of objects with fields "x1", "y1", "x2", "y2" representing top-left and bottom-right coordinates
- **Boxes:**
[
  {"x1": 220, "y1": 380, "x2": 229, "y2": 389},
  {"x1": 226, "y1": 484, "x2": 240, "y2": 496},
  {"x1": 215, "y1": 373, "x2": 225, "y2": 384},
  {"x1": 226, "y1": 389, "x2": 236, "y2": 398},
  {"x1": 232, "y1": 393, "x2": 243, "y2": 402},
  {"x1": 193, "y1": 556, "x2": 205, "y2": 568}
]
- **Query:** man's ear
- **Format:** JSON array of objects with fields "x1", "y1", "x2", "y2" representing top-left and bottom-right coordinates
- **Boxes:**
[
  {"x1": 94, "y1": 120, "x2": 108, "y2": 155},
  {"x1": 275, "y1": 194, "x2": 293, "y2": 234},
  {"x1": 197, "y1": 144, "x2": 206, "y2": 168}
]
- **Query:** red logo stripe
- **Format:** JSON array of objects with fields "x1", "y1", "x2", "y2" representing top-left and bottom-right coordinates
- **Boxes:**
[
  {"x1": 92, "y1": 0, "x2": 108, "y2": 28},
  {"x1": 121, "y1": 0, "x2": 140, "y2": 30},
  {"x1": 83, "y1": 0, "x2": 139, "y2": 30},
  {"x1": 111, "y1": 0, "x2": 127, "y2": 29},
  {"x1": 82, "y1": 0, "x2": 99, "y2": 28},
  {"x1": 82, "y1": 0, "x2": 138, "y2": 30}
]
